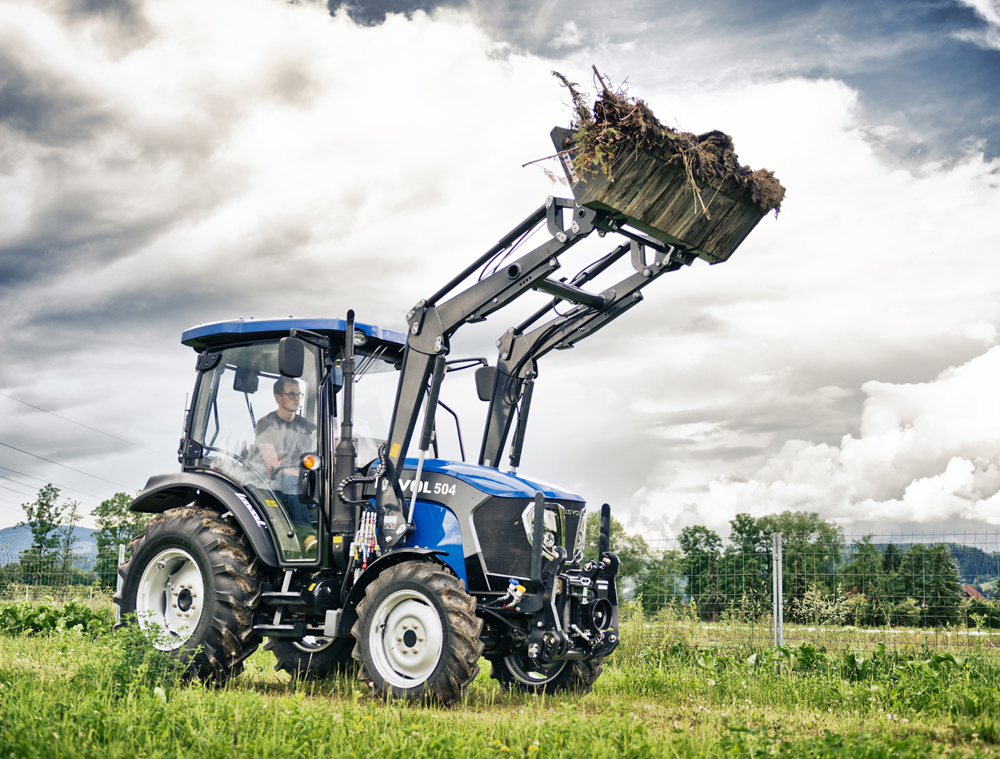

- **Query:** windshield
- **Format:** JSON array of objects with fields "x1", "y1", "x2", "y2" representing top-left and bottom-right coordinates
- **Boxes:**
[
  {"x1": 189, "y1": 341, "x2": 322, "y2": 563},
  {"x1": 340, "y1": 351, "x2": 400, "y2": 465}
]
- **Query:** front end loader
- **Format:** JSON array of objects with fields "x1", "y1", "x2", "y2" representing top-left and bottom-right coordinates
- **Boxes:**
[{"x1": 115, "y1": 126, "x2": 774, "y2": 702}]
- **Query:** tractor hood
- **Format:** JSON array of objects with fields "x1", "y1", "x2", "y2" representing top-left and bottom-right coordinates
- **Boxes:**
[{"x1": 402, "y1": 459, "x2": 585, "y2": 503}]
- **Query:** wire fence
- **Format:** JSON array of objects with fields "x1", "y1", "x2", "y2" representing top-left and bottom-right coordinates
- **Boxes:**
[
  {"x1": 612, "y1": 532, "x2": 1000, "y2": 653},
  {"x1": 4, "y1": 531, "x2": 1000, "y2": 652},
  {"x1": 0, "y1": 544, "x2": 119, "y2": 604}
]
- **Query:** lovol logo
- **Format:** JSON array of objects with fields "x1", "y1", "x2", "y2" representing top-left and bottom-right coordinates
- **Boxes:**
[
  {"x1": 399, "y1": 479, "x2": 457, "y2": 497},
  {"x1": 235, "y1": 493, "x2": 267, "y2": 528}
]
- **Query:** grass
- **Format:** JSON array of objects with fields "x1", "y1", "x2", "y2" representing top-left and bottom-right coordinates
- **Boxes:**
[{"x1": 1, "y1": 610, "x2": 1000, "y2": 757}]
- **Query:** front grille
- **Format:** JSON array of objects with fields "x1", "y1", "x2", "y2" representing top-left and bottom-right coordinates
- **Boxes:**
[{"x1": 472, "y1": 497, "x2": 533, "y2": 578}]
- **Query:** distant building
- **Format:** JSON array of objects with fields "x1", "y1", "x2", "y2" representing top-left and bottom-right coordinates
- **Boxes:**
[{"x1": 961, "y1": 584, "x2": 987, "y2": 601}]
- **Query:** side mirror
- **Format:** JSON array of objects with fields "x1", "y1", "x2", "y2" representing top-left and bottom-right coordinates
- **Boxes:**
[
  {"x1": 278, "y1": 337, "x2": 305, "y2": 378},
  {"x1": 233, "y1": 367, "x2": 259, "y2": 393},
  {"x1": 474, "y1": 366, "x2": 496, "y2": 402}
]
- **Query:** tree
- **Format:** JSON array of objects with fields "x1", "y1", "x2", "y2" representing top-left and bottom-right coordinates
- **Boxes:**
[
  {"x1": 924, "y1": 544, "x2": 962, "y2": 626},
  {"x1": 678, "y1": 525, "x2": 723, "y2": 619},
  {"x1": 723, "y1": 513, "x2": 772, "y2": 619},
  {"x1": 18, "y1": 484, "x2": 75, "y2": 586},
  {"x1": 757, "y1": 511, "x2": 844, "y2": 603},
  {"x1": 840, "y1": 535, "x2": 883, "y2": 625},
  {"x1": 92, "y1": 492, "x2": 147, "y2": 588},
  {"x1": 57, "y1": 498, "x2": 83, "y2": 585},
  {"x1": 637, "y1": 550, "x2": 686, "y2": 614},
  {"x1": 897, "y1": 543, "x2": 962, "y2": 626},
  {"x1": 582, "y1": 514, "x2": 653, "y2": 606}
]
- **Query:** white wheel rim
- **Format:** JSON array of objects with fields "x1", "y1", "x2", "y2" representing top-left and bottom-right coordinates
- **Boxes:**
[
  {"x1": 368, "y1": 589, "x2": 443, "y2": 689},
  {"x1": 505, "y1": 653, "x2": 568, "y2": 685},
  {"x1": 136, "y1": 547, "x2": 205, "y2": 651}
]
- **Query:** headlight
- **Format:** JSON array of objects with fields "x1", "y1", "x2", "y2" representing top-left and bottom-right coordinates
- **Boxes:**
[
  {"x1": 522, "y1": 502, "x2": 564, "y2": 560},
  {"x1": 574, "y1": 509, "x2": 587, "y2": 564}
]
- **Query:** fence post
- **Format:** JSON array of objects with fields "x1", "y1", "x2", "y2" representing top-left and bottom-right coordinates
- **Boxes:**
[
  {"x1": 772, "y1": 532, "x2": 783, "y2": 649},
  {"x1": 114, "y1": 544, "x2": 126, "y2": 623}
]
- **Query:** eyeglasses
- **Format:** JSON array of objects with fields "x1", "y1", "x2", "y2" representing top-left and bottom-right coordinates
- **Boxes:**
[{"x1": 279, "y1": 392, "x2": 302, "y2": 400}]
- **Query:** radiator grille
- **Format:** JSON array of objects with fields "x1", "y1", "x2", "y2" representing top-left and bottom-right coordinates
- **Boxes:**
[
  {"x1": 472, "y1": 497, "x2": 586, "y2": 578},
  {"x1": 472, "y1": 497, "x2": 533, "y2": 578}
]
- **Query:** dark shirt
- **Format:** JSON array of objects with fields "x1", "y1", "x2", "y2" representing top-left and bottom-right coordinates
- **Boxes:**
[{"x1": 254, "y1": 411, "x2": 317, "y2": 475}]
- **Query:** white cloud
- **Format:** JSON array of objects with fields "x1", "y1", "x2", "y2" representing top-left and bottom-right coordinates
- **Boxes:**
[
  {"x1": 550, "y1": 21, "x2": 582, "y2": 49},
  {"x1": 2, "y1": 1, "x2": 1000, "y2": 539},
  {"x1": 631, "y1": 348, "x2": 1000, "y2": 538},
  {"x1": 952, "y1": 0, "x2": 1000, "y2": 50}
]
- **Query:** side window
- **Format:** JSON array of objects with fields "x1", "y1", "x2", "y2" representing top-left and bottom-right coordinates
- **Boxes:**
[{"x1": 188, "y1": 342, "x2": 321, "y2": 563}]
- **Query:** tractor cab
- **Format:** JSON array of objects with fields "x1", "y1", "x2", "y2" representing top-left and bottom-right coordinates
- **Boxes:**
[{"x1": 176, "y1": 317, "x2": 405, "y2": 564}]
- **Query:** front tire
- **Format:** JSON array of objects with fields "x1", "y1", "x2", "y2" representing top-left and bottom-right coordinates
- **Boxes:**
[
  {"x1": 351, "y1": 561, "x2": 483, "y2": 705},
  {"x1": 488, "y1": 652, "x2": 604, "y2": 694},
  {"x1": 114, "y1": 507, "x2": 261, "y2": 684},
  {"x1": 265, "y1": 636, "x2": 356, "y2": 680}
]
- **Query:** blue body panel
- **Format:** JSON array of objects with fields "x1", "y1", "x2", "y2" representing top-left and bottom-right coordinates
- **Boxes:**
[
  {"x1": 181, "y1": 317, "x2": 406, "y2": 349},
  {"x1": 405, "y1": 500, "x2": 467, "y2": 585},
  {"x1": 402, "y1": 459, "x2": 585, "y2": 502}
]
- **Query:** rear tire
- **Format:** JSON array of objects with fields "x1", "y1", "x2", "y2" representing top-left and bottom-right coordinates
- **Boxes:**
[
  {"x1": 351, "y1": 561, "x2": 483, "y2": 705},
  {"x1": 266, "y1": 636, "x2": 356, "y2": 679},
  {"x1": 488, "y1": 652, "x2": 604, "y2": 694},
  {"x1": 113, "y1": 507, "x2": 261, "y2": 684}
]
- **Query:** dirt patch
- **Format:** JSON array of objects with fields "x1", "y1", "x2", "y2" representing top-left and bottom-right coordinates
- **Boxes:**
[{"x1": 552, "y1": 67, "x2": 785, "y2": 216}]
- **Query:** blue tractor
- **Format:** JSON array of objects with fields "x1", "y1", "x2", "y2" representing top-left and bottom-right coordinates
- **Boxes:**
[{"x1": 115, "y1": 165, "x2": 757, "y2": 702}]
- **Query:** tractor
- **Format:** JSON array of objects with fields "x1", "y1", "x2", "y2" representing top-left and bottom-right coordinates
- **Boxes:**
[{"x1": 115, "y1": 129, "x2": 769, "y2": 702}]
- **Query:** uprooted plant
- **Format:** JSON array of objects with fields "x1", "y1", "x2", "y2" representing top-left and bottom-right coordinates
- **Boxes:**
[{"x1": 550, "y1": 66, "x2": 785, "y2": 217}]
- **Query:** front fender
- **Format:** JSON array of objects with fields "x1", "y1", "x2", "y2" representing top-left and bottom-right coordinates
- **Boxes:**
[
  {"x1": 330, "y1": 549, "x2": 448, "y2": 636},
  {"x1": 131, "y1": 472, "x2": 280, "y2": 567}
]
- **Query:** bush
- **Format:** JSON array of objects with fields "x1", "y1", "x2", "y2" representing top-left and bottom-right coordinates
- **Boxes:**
[
  {"x1": 0, "y1": 598, "x2": 111, "y2": 637},
  {"x1": 105, "y1": 615, "x2": 196, "y2": 695}
]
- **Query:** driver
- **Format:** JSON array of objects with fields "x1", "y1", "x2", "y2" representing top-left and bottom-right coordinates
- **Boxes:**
[{"x1": 255, "y1": 377, "x2": 317, "y2": 553}]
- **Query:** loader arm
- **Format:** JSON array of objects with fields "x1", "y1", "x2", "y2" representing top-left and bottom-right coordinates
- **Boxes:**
[
  {"x1": 377, "y1": 198, "x2": 611, "y2": 547},
  {"x1": 478, "y1": 236, "x2": 697, "y2": 470}
]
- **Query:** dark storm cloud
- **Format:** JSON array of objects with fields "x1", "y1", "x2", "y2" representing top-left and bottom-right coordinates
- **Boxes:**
[
  {"x1": 329, "y1": 0, "x2": 461, "y2": 25},
  {"x1": 0, "y1": 50, "x2": 111, "y2": 146},
  {"x1": 341, "y1": 0, "x2": 1000, "y2": 162}
]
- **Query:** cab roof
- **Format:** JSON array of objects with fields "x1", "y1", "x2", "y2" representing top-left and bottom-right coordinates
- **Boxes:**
[{"x1": 181, "y1": 317, "x2": 407, "y2": 353}]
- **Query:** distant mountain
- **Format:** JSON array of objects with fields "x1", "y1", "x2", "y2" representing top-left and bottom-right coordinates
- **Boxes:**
[{"x1": 0, "y1": 525, "x2": 99, "y2": 564}]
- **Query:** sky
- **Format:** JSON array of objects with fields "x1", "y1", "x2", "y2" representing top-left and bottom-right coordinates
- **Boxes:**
[{"x1": 1, "y1": 0, "x2": 999, "y2": 545}]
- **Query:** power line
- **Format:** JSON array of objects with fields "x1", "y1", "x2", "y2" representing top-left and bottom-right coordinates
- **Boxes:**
[
  {"x1": 0, "y1": 482, "x2": 34, "y2": 498},
  {"x1": 0, "y1": 465, "x2": 107, "y2": 500},
  {"x1": 0, "y1": 441, "x2": 134, "y2": 490},
  {"x1": 0, "y1": 392, "x2": 173, "y2": 458}
]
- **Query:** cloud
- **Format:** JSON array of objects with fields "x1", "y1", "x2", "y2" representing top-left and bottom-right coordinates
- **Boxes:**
[
  {"x1": 952, "y1": 0, "x2": 1000, "y2": 49},
  {"x1": 1, "y1": 0, "x2": 999, "y2": 538},
  {"x1": 631, "y1": 348, "x2": 1000, "y2": 538}
]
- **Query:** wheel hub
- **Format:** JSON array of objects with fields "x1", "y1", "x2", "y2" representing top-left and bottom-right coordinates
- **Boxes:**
[
  {"x1": 369, "y1": 589, "x2": 443, "y2": 689},
  {"x1": 136, "y1": 547, "x2": 205, "y2": 651}
]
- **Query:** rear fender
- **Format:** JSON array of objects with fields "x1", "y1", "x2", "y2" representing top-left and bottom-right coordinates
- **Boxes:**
[{"x1": 131, "y1": 472, "x2": 280, "y2": 567}]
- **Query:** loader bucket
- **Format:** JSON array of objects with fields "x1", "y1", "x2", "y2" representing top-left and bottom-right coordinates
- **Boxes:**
[{"x1": 551, "y1": 127, "x2": 773, "y2": 264}]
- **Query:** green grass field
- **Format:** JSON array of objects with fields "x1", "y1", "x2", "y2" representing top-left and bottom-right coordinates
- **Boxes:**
[{"x1": 2, "y1": 606, "x2": 1000, "y2": 758}]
